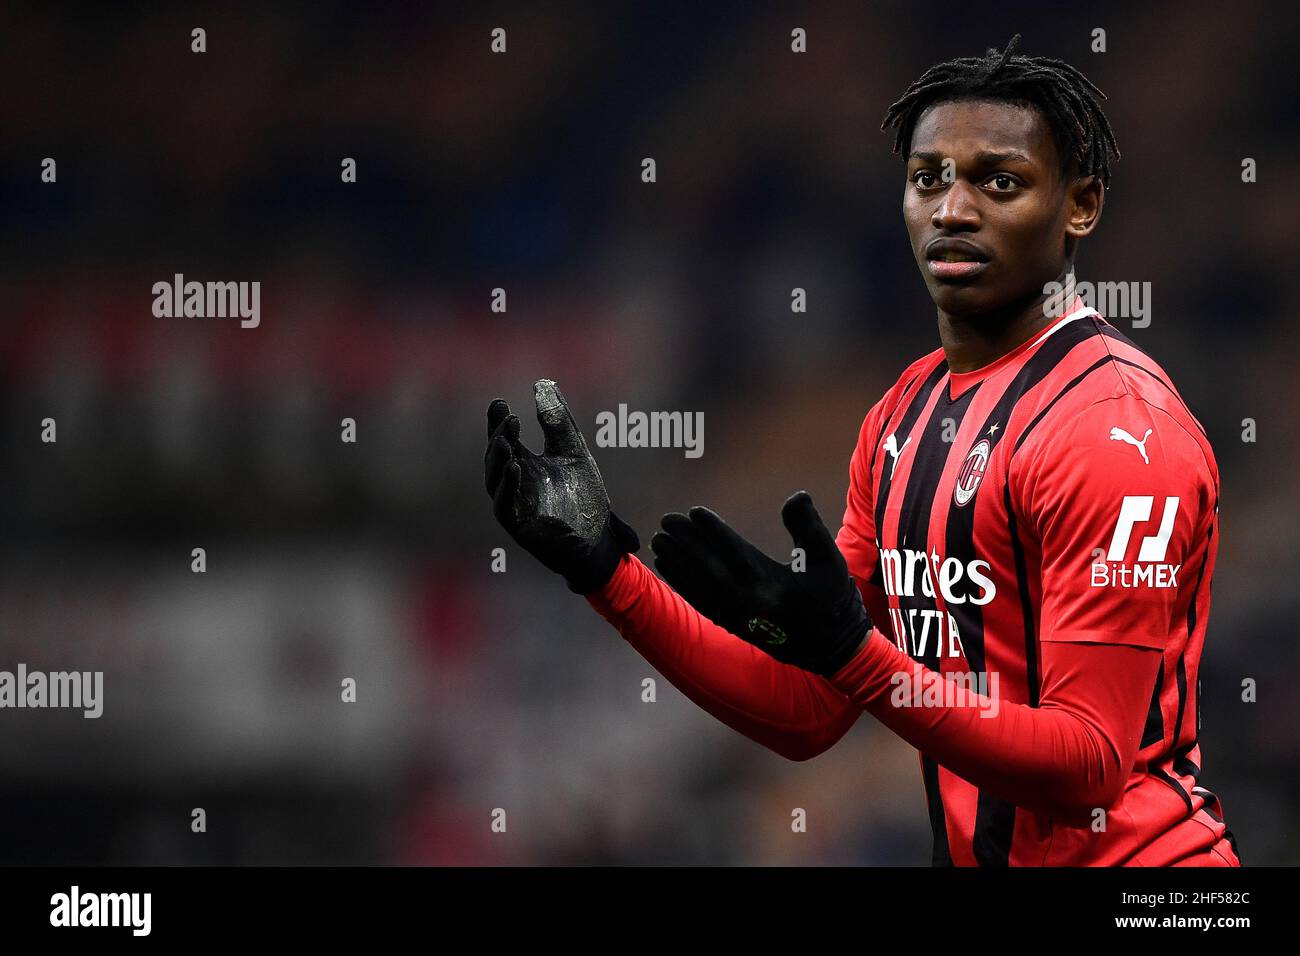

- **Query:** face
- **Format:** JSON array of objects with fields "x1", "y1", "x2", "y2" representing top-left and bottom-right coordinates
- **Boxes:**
[{"x1": 902, "y1": 99, "x2": 1102, "y2": 317}]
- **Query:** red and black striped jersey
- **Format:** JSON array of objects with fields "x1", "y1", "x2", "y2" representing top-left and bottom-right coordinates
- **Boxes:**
[{"x1": 832, "y1": 297, "x2": 1238, "y2": 865}]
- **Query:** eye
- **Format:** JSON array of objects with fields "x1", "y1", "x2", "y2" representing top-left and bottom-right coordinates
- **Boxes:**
[
  {"x1": 911, "y1": 169, "x2": 941, "y2": 189},
  {"x1": 984, "y1": 173, "x2": 1019, "y2": 192}
]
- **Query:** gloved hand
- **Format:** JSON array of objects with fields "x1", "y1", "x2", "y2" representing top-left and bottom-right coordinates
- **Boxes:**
[
  {"x1": 650, "y1": 491, "x2": 872, "y2": 676},
  {"x1": 485, "y1": 379, "x2": 640, "y2": 594}
]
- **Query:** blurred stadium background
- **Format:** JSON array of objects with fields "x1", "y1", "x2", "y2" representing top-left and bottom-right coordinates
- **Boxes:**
[{"x1": 1, "y1": 1, "x2": 1297, "y2": 864}]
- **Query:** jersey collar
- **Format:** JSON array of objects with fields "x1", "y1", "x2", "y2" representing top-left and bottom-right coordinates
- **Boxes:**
[{"x1": 947, "y1": 296, "x2": 1099, "y2": 400}]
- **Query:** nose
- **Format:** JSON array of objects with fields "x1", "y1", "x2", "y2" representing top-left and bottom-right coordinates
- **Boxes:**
[{"x1": 932, "y1": 180, "x2": 981, "y2": 232}]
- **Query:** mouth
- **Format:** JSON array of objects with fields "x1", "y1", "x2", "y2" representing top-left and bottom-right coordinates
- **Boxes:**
[
  {"x1": 924, "y1": 239, "x2": 991, "y2": 282},
  {"x1": 927, "y1": 259, "x2": 989, "y2": 280}
]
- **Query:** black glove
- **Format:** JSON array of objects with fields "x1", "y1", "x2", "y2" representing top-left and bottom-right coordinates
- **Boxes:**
[
  {"x1": 649, "y1": 491, "x2": 871, "y2": 676},
  {"x1": 485, "y1": 379, "x2": 640, "y2": 594}
]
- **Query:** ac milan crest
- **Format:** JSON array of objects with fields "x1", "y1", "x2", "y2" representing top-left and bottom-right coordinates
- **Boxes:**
[{"x1": 953, "y1": 438, "x2": 991, "y2": 507}]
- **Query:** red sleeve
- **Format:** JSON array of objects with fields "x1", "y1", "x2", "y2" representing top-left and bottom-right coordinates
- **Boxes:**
[
  {"x1": 827, "y1": 395, "x2": 1209, "y2": 821},
  {"x1": 836, "y1": 398, "x2": 890, "y2": 625},
  {"x1": 828, "y1": 629, "x2": 1158, "y2": 823},
  {"x1": 582, "y1": 399, "x2": 894, "y2": 761},
  {"x1": 586, "y1": 553, "x2": 861, "y2": 761}
]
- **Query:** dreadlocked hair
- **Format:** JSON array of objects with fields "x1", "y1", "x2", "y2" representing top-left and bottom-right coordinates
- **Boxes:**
[{"x1": 881, "y1": 34, "x2": 1120, "y2": 187}]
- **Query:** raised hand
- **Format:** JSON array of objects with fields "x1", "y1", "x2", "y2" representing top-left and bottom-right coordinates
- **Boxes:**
[
  {"x1": 650, "y1": 491, "x2": 871, "y2": 675},
  {"x1": 485, "y1": 379, "x2": 639, "y2": 594}
]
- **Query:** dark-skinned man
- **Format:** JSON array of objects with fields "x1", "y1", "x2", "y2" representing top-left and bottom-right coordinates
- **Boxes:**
[{"x1": 484, "y1": 36, "x2": 1238, "y2": 867}]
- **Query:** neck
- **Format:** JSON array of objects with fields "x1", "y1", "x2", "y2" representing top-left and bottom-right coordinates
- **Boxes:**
[{"x1": 939, "y1": 267, "x2": 1075, "y2": 374}]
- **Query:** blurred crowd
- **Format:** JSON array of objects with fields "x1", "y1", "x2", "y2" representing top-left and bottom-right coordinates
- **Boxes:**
[{"x1": 1, "y1": 2, "x2": 1296, "y2": 864}]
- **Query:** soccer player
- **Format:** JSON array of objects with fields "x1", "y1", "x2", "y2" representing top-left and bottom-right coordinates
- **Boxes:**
[{"x1": 484, "y1": 36, "x2": 1239, "y2": 866}]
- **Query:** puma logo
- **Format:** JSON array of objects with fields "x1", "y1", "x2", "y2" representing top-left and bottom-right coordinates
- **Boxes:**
[
  {"x1": 884, "y1": 433, "x2": 912, "y2": 478},
  {"x1": 1110, "y1": 426, "x2": 1153, "y2": 464}
]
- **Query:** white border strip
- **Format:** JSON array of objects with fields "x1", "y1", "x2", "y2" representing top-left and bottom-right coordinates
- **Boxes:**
[{"x1": 1030, "y1": 305, "x2": 1099, "y2": 349}]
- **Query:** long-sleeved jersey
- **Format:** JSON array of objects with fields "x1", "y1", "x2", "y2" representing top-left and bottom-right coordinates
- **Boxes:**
[{"x1": 587, "y1": 297, "x2": 1239, "y2": 866}]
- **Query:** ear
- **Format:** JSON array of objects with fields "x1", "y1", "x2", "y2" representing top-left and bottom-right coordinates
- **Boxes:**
[{"x1": 1066, "y1": 174, "x2": 1104, "y2": 239}]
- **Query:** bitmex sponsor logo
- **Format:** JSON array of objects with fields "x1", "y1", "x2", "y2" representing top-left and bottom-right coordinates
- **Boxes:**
[
  {"x1": 889, "y1": 663, "x2": 1000, "y2": 718},
  {"x1": 0, "y1": 665, "x2": 102, "y2": 718},
  {"x1": 50, "y1": 886, "x2": 151, "y2": 936},
  {"x1": 1093, "y1": 495, "x2": 1181, "y2": 589}
]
